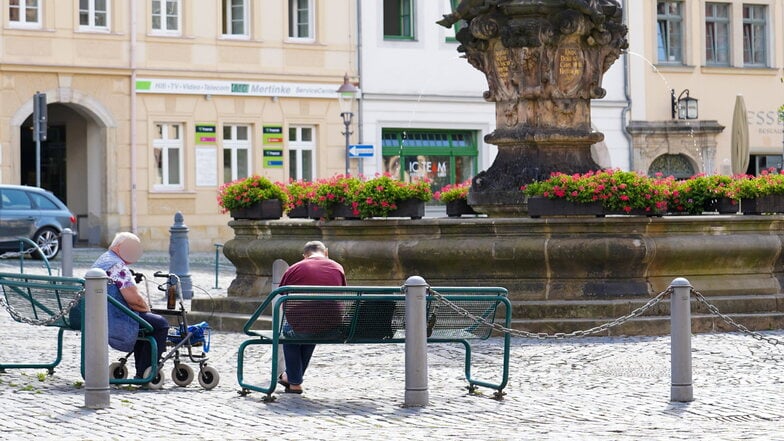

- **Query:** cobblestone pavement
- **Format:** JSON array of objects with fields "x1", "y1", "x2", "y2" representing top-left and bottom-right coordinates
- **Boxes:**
[{"x1": 1, "y1": 248, "x2": 784, "y2": 440}]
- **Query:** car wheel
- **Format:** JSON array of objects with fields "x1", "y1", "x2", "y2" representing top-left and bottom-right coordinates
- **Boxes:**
[{"x1": 33, "y1": 227, "x2": 61, "y2": 260}]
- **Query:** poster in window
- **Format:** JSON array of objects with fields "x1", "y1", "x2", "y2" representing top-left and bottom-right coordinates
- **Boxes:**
[
  {"x1": 195, "y1": 147, "x2": 218, "y2": 186},
  {"x1": 195, "y1": 124, "x2": 217, "y2": 145}
]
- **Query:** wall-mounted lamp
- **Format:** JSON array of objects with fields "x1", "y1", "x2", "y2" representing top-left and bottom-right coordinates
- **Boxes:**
[
  {"x1": 204, "y1": 94, "x2": 212, "y2": 101},
  {"x1": 671, "y1": 89, "x2": 698, "y2": 120}
]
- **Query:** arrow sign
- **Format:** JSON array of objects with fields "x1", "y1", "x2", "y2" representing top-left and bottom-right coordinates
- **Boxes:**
[{"x1": 348, "y1": 144, "x2": 374, "y2": 158}]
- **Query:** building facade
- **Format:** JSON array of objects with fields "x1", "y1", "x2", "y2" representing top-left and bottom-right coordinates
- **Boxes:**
[
  {"x1": 627, "y1": 0, "x2": 784, "y2": 177},
  {"x1": 359, "y1": 0, "x2": 631, "y2": 188},
  {"x1": 0, "y1": 0, "x2": 357, "y2": 250}
]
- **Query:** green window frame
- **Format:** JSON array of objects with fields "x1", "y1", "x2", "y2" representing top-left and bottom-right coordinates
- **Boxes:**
[
  {"x1": 383, "y1": 0, "x2": 414, "y2": 40},
  {"x1": 381, "y1": 129, "x2": 478, "y2": 192},
  {"x1": 445, "y1": 0, "x2": 465, "y2": 43}
]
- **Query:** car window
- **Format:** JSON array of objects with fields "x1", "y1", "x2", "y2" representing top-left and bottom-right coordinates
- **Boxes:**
[
  {"x1": 30, "y1": 192, "x2": 59, "y2": 210},
  {"x1": 0, "y1": 189, "x2": 32, "y2": 209}
]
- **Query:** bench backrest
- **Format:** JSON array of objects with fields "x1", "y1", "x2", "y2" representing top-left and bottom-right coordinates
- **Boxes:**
[
  {"x1": 247, "y1": 285, "x2": 509, "y2": 342},
  {"x1": 0, "y1": 272, "x2": 85, "y2": 330}
]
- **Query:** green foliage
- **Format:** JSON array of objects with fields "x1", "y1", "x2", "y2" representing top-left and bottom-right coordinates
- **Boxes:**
[
  {"x1": 283, "y1": 180, "x2": 316, "y2": 213},
  {"x1": 217, "y1": 175, "x2": 289, "y2": 213},
  {"x1": 355, "y1": 174, "x2": 432, "y2": 218},
  {"x1": 434, "y1": 180, "x2": 471, "y2": 203}
]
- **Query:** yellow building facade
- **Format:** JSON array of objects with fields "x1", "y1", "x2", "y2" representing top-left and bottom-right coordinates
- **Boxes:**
[
  {"x1": 0, "y1": 0, "x2": 357, "y2": 250},
  {"x1": 627, "y1": 0, "x2": 784, "y2": 176}
]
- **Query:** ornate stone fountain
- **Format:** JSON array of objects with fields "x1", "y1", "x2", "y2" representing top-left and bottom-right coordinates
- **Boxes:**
[{"x1": 438, "y1": 0, "x2": 628, "y2": 215}]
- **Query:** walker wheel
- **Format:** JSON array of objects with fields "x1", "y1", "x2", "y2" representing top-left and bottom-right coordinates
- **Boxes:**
[
  {"x1": 143, "y1": 366, "x2": 165, "y2": 390},
  {"x1": 109, "y1": 361, "x2": 128, "y2": 380},
  {"x1": 198, "y1": 365, "x2": 220, "y2": 390},
  {"x1": 171, "y1": 363, "x2": 194, "y2": 387}
]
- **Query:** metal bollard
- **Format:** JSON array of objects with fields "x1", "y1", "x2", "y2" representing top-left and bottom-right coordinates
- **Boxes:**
[
  {"x1": 169, "y1": 212, "x2": 193, "y2": 299},
  {"x1": 84, "y1": 268, "x2": 110, "y2": 409},
  {"x1": 61, "y1": 228, "x2": 73, "y2": 277},
  {"x1": 213, "y1": 243, "x2": 224, "y2": 289},
  {"x1": 670, "y1": 277, "x2": 694, "y2": 402},
  {"x1": 404, "y1": 275, "x2": 429, "y2": 407}
]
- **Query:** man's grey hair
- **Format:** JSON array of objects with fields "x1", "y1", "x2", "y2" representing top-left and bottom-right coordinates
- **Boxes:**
[
  {"x1": 303, "y1": 240, "x2": 327, "y2": 255},
  {"x1": 110, "y1": 232, "x2": 141, "y2": 249}
]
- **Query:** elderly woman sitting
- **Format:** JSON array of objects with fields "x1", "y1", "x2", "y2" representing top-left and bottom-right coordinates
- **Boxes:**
[{"x1": 92, "y1": 232, "x2": 169, "y2": 380}]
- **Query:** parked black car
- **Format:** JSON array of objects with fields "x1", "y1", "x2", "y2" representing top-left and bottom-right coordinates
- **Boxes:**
[{"x1": 0, "y1": 185, "x2": 76, "y2": 260}]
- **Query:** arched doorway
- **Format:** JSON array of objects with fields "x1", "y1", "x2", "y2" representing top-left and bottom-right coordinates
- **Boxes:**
[
  {"x1": 12, "y1": 92, "x2": 115, "y2": 245},
  {"x1": 648, "y1": 154, "x2": 696, "y2": 179}
]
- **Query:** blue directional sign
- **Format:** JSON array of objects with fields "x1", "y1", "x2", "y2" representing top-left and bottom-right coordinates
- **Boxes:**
[{"x1": 348, "y1": 144, "x2": 374, "y2": 158}]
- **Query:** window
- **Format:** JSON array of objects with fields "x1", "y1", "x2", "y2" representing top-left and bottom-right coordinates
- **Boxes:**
[
  {"x1": 648, "y1": 154, "x2": 695, "y2": 180},
  {"x1": 9, "y1": 0, "x2": 40, "y2": 28},
  {"x1": 705, "y1": 3, "x2": 730, "y2": 66},
  {"x1": 222, "y1": 0, "x2": 248, "y2": 37},
  {"x1": 153, "y1": 123, "x2": 183, "y2": 189},
  {"x1": 288, "y1": 126, "x2": 315, "y2": 181},
  {"x1": 151, "y1": 0, "x2": 180, "y2": 35},
  {"x1": 288, "y1": 0, "x2": 314, "y2": 40},
  {"x1": 742, "y1": 4, "x2": 767, "y2": 66},
  {"x1": 382, "y1": 129, "x2": 477, "y2": 192},
  {"x1": 384, "y1": 0, "x2": 414, "y2": 39},
  {"x1": 223, "y1": 125, "x2": 251, "y2": 183},
  {"x1": 656, "y1": 1, "x2": 683, "y2": 64},
  {"x1": 79, "y1": 0, "x2": 109, "y2": 30}
]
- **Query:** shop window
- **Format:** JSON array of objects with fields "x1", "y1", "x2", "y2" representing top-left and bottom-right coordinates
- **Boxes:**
[
  {"x1": 384, "y1": 0, "x2": 414, "y2": 40},
  {"x1": 656, "y1": 1, "x2": 683, "y2": 64},
  {"x1": 705, "y1": 3, "x2": 730, "y2": 66},
  {"x1": 382, "y1": 129, "x2": 478, "y2": 193},
  {"x1": 79, "y1": 0, "x2": 109, "y2": 30},
  {"x1": 152, "y1": 0, "x2": 181, "y2": 35},
  {"x1": 288, "y1": 0, "x2": 314, "y2": 41},
  {"x1": 153, "y1": 123, "x2": 183, "y2": 189},
  {"x1": 222, "y1": 0, "x2": 248, "y2": 38},
  {"x1": 9, "y1": 0, "x2": 40, "y2": 28},
  {"x1": 747, "y1": 155, "x2": 783, "y2": 175},
  {"x1": 288, "y1": 126, "x2": 315, "y2": 181},
  {"x1": 648, "y1": 154, "x2": 694, "y2": 180},
  {"x1": 742, "y1": 4, "x2": 767, "y2": 66},
  {"x1": 223, "y1": 124, "x2": 251, "y2": 183}
]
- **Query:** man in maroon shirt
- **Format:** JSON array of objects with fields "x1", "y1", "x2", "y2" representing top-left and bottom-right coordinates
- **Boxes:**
[{"x1": 277, "y1": 241, "x2": 346, "y2": 394}]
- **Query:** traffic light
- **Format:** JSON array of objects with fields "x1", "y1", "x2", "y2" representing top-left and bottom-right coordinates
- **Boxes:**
[{"x1": 33, "y1": 92, "x2": 47, "y2": 142}]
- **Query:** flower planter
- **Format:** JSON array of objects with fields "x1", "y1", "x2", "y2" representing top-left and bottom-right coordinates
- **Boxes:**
[
  {"x1": 230, "y1": 199, "x2": 283, "y2": 220},
  {"x1": 738, "y1": 195, "x2": 784, "y2": 214},
  {"x1": 385, "y1": 199, "x2": 425, "y2": 219},
  {"x1": 604, "y1": 207, "x2": 663, "y2": 217},
  {"x1": 446, "y1": 199, "x2": 479, "y2": 217},
  {"x1": 287, "y1": 204, "x2": 309, "y2": 219},
  {"x1": 308, "y1": 203, "x2": 360, "y2": 220},
  {"x1": 716, "y1": 198, "x2": 740, "y2": 214},
  {"x1": 527, "y1": 197, "x2": 604, "y2": 218}
]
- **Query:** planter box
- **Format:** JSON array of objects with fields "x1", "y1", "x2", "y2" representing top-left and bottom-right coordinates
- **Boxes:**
[
  {"x1": 287, "y1": 203, "x2": 309, "y2": 219},
  {"x1": 446, "y1": 199, "x2": 480, "y2": 217},
  {"x1": 740, "y1": 195, "x2": 784, "y2": 214},
  {"x1": 308, "y1": 203, "x2": 360, "y2": 220},
  {"x1": 717, "y1": 198, "x2": 740, "y2": 214},
  {"x1": 385, "y1": 199, "x2": 425, "y2": 219},
  {"x1": 230, "y1": 199, "x2": 283, "y2": 220},
  {"x1": 527, "y1": 197, "x2": 603, "y2": 218}
]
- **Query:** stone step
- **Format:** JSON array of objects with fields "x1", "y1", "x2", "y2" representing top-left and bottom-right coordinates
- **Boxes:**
[
  {"x1": 191, "y1": 296, "x2": 263, "y2": 315},
  {"x1": 510, "y1": 312, "x2": 784, "y2": 337},
  {"x1": 510, "y1": 294, "x2": 784, "y2": 319}
]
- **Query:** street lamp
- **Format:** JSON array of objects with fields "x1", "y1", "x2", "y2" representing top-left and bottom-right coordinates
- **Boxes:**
[
  {"x1": 671, "y1": 89, "x2": 699, "y2": 120},
  {"x1": 337, "y1": 73, "x2": 359, "y2": 176}
]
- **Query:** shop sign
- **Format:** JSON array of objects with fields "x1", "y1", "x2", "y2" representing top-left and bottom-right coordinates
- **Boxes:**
[{"x1": 136, "y1": 78, "x2": 353, "y2": 99}]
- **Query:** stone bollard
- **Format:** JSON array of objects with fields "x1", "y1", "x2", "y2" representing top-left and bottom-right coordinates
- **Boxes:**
[
  {"x1": 61, "y1": 228, "x2": 73, "y2": 277},
  {"x1": 84, "y1": 268, "x2": 110, "y2": 409},
  {"x1": 670, "y1": 277, "x2": 694, "y2": 402},
  {"x1": 404, "y1": 275, "x2": 429, "y2": 407},
  {"x1": 169, "y1": 212, "x2": 193, "y2": 299}
]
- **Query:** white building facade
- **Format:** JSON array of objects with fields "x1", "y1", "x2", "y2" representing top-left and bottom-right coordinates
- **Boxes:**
[{"x1": 357, "y1": 0, "x2": 631, "y2": 190}]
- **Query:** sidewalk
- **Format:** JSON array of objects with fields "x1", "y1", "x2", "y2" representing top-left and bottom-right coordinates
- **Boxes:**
[{"x1": 1, "y1": 248, "x2": 784, "y2": 439}]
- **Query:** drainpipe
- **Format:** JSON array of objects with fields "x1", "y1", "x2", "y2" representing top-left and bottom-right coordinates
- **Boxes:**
[
  {"x1": 621, "y1": 0, "x2": 634, "y2": 171},
  {"x1": 129, "y1": 0, "x2": 138, "y2": 233}
]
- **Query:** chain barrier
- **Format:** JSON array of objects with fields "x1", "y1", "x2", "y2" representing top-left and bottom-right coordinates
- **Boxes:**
[
  {"x1": 429, "y1": 287, "x2": 673, "y2": 339},
  {"x1": 0, "y1": 289, "x2": 84, "y2": 326},
  {"x1": 0, "y1": 247, "x2": 37, "y2": 259},
  {"x1": 692, "y1": 289, "x2": 783, "y2": 348}
]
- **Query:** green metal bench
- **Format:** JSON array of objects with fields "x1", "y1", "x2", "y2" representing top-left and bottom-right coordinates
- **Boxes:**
[
  {"x1": 237, "y1": 285, "x2": 511, "y2": 401},
  {"x1": 0, "y1": 272, "x2": 159, "y2": 384}
]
